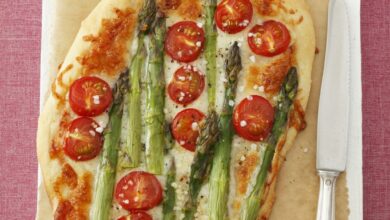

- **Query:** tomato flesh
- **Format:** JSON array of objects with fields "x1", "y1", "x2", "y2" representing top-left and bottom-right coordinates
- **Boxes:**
[
  {"x1": 117, "y1": 212, "x2": 152, "y2": 220},
  {"x1": 233, "y1": 95, "x2": 274, "y2": 141},
  {"x1": 247, "y1": 20, "x2": 291, "y2": 57},
  {"x1": 168, "y1": 65, "x2": 205, "y2": 105},
  {"x1": 115, "y1": 171, "x2": 163, "y2": 211},
  {"x1": 215, "y1": 0, "x2": 253, "y2": 34},
  {"x1": 165, "y1": 21, "x2": 205, "y2": 63},
  {"x1": 69, "y1": 76, "x2": 112, "y2": 117},
  {"x1": 64, "y1": 117, "x2": 103, "y2": 161},
  {"x1": 171, "y1": 108, "x2": 205, "y2": 151}
]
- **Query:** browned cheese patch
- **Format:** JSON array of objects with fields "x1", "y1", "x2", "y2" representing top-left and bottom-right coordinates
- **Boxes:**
[
  {"x1": 235, "y1": 153, "x2": 260, "y2": 195},
  {"x1": 177, "y1": 0, "x2": 202, "y2": 20},
  {"x1": 251, "y1": 0, "x2": 280, "y2": 16},
  {"x1": 158, "y1": 0, "x2": 181, "y2": 11},
  {"x1": 57, "y1": 64, "x2": 74, "y2": 88},
  {"x1": 159, "y1": 0, "x2": 202, "y2": 20},
  {"x1": 289, "y1": 100, "x2": 307, "y2": 132},
  {"x1": 77, "y1": 8, "x2": 137, "y2": 76},
  {"x1": 51, "y1": 64, "x2": 73, "y2": 107},
  {"x1": 54, "y1": 164, "x2": 78, "y2": 196},
  {"x1": 53, "y1": 164, "x2": 93, "y2": 220},
  {"x1": 54, "y1": 200, "x2": 73, "y2": 220},
  {"x1": 49, "y1": 112, "x2": 71, "y2": 162},
  {"x1": 246, "y1": 48, "x2": 293, "y2": 95}
]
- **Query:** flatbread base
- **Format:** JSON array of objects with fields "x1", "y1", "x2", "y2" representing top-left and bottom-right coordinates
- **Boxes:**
[{"x1": 36, "y1": 0, "x2": 349, "y2": 219}]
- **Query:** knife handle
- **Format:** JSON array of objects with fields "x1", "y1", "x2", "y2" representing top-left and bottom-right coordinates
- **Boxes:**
[{"x1": 316, "y1": 170, "x2": 339, "y2": 220}]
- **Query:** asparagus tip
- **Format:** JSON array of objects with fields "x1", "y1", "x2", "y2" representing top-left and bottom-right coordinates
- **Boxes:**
[{"x1": 138, "y1": 0, "x2": 157, "y2": 34}]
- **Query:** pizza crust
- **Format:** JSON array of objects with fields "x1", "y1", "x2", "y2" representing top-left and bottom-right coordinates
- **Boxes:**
[
  {"x1": 37, "y1": 0, "x2": 142, "y2": 216},
  {"x1": 257, "y1": 0, "x2": 316, "y2": 218}
]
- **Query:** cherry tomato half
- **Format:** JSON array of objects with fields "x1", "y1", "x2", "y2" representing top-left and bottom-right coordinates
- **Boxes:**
[
  {"x1": 117, "y1": 211, "x2": 152, "y2": 220},
  {"x1": 115, "y1": 171, "x2": 163, "y2": 211},
  {"x1": 64, "y1": 117, "x2": 103, "y2": 161},
  {"x1": 171, "y1": 108, "x2": 205, "y2": 151},
  {"x1": 168, "y1": 65, "x2": 205, "y2": 105},
  {"x1": 69, "y1": 76, "x2": 112, "y2": 117},
  {"x1": 215, "y1": 0, "x2": 253, "y2": 34},
  {"x1": 247, "y1": 20, "x2": 291, "y2": 57},
  {"x1": 165, "y1": 21, "x2": 205, "y2": 63},
  {"x1": 233, "y1": 95, "x2": 274, "y2": 141}
]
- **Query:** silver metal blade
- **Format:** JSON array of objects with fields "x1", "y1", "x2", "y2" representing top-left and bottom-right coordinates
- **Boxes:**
[{"x1": 317, "y1": 0, "x2": 350, "y2": 172}]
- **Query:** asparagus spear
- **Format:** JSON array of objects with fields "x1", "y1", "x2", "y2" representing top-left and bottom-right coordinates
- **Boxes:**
[
  {"x1": 208, "y1": 42, "x2": 242, "y2": 220},
  {"x1": 121, "y1": 0, "x2": 157, "y2": 169},
  {"x1": 123, "y1": 40, "x2": 145, "y2": 169},
  {"x1": 163, "y1": 159, "x2": 176, "y2": 220},
  {"x1": 181, "y1": 1, "x2": 219, "y2": 216},
  {"x1": 145, "y1": 15, "x2": 166, "y2": 174},
  {"x1": 204, "y1": 0, "x2": 217, "y2": 109},
  {"x1": 240, "y1": 67, "x2": 299, "y2": 220},
  {"x1": 183, "y1": 110, "x2": 220, "y2": 220},
  {"x1": 91, "y1": 71, "x2": 129, "y2": 220}
]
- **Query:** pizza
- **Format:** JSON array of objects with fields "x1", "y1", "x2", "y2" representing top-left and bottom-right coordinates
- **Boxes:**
[{"x1": 36, "y1": 0, "x2": 315, "y2": 219}]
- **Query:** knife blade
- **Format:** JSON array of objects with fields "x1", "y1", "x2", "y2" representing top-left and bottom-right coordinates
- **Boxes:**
[
  {"x1": 316, "y1": 0, "x2": 351, "y2": 219},
  {"x1": 317, "y1": 0, "x2": 350, "y2": 173}
]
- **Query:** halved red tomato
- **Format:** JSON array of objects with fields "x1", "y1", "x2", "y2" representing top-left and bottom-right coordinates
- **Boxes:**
[
  {"x1": 171, "y1": 108, "x2": 205, "y2": 151},
  {"x1": 247, "y1": 20, "x2": 291, "y2": 57},
  {"x1": 64, "y1": 117, "x2": 103, "y2": 161},
  {"x1": 69, "y1": 76, "x2": 112, "y2": 117},
  {"x1": 115, "y1": 171, "x2": 163, "y2": 211},
  {"x1": 215, "y1": 0, "x2": 253, "y2": 34},
  {"x1": 117, "y1": 211, "x2": 152, "y2": 220},
  {"x1": 165, "y1": 21, "x2": 205, "y2": 63},
  {"x1": 233, "y1": 95, "x2": 274, "y2": 141},
  {"x1": 168, "y1": 65, "x2": 205, "y2": 105}
]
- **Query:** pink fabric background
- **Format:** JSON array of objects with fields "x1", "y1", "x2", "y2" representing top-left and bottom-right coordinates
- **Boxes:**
[
  {"x1": 361, "y1": 0, "x2": 390, "y2": 219},
  {"x1": 0, "y1": 0, "x2": 387, "y2": 219}
]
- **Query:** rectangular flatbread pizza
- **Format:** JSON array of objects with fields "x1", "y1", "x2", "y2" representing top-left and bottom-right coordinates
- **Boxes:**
[{"x1": 37, "y1": 0, "x2": 315, "y2": 219}]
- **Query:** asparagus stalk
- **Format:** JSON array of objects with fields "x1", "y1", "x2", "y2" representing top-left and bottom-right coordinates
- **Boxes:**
[
  {"x1": 183, "y1": 110, "x2": 220, "y2": 220},
  {"x1": 208, "y1": 42, "x2": 242, "y2": 220},
  {"x1": 182, "y1": 2, "x2": 219, "y2": 216},
  {"x1": 123, "y1": 40, "x2": 145, "y2": 169},
  {"x1": 121, "y1": 0, "x2": 157, "y2": 169},
  {"x1": 240, "y1": 67, "x2": 299, "y2": 220},
  {"x1": 91, "y1": 71, "x2": 129, "y2": 220},
  {"x1": 163, "y1": 159, "x2": 176, "y2": 220},
  {"x1": 204, "y1": 0, "x2": 217, "y2": 109},
  {"x1": 145, "y1": 15, "x2": 166, "y2": 174}
]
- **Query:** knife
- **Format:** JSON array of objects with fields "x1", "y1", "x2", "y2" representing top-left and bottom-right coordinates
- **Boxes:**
[{"x1": 316, "y1": 0, "x2": 351, "y2": 220}]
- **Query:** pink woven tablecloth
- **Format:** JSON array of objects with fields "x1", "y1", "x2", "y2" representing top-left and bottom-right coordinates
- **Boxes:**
[
  {"x1": 0, "y1": 0, "x2": 387, "y2": 219},
  {"x1": 361, "y1": 0, "x2": 390, "y2": 219}
]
